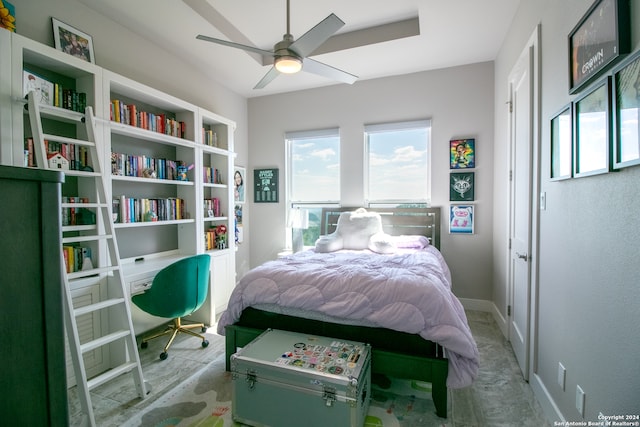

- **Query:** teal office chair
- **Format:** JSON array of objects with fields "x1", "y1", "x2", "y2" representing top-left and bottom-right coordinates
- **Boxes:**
[{"x1": 132, "y1": 254, "x2": 211, "y2": 360}]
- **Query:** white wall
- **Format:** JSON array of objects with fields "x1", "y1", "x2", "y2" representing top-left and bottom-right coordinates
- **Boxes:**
[
  {"x1": 12, "y1": 0, "x2": 251, "y2": 274},
  {"x1": 493, "y1": 0, "x2": 640, "y2": 421},
  {"x1": 247, "y1": 63, "x2": 496, "y2": 300}
]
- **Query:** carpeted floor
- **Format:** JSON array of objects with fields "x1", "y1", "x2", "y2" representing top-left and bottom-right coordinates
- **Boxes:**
[{"x1": 68, "y1": 310, "x2": 551, "y2": 426}]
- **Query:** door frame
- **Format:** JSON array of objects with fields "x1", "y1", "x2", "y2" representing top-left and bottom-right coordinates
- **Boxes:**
[{"x1": 506, "y1": 24, "x2": 541, "y2": 381}]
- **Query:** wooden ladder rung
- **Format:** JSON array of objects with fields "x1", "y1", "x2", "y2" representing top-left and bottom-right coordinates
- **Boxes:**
[
  {"x1": 87, "y1": 362, "x2": 139, "y2": 391},
  {"x1": 73, "y1": 297, "x2": 126, "y2": 317},
  {"x1": 80, "y1": 330, "x2": 131, "y2": 353}
]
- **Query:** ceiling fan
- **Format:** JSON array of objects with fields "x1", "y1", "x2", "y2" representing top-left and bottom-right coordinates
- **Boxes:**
[{"x1": 196, "y1": 0, "x2": 358, "y2": 89}]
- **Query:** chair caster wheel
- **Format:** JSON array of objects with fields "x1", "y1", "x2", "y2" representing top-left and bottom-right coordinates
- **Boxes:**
[
  {"x1": 159, "y1": 352, "x2": 168, "y2": 360},
  {"x1": 201, "y1": 326, "x2": 207, "y2": 333},
  {"x1": 202, "y1": 340, "x2": 209, "y2": 348},
  {"x1": 141, "y1": 341, "x2": 148, "y2": 349}
]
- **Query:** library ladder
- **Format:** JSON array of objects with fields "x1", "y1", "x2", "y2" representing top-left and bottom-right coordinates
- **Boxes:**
[{"x1": 26, "y1": 93, "x2": 149, "y2": 426}]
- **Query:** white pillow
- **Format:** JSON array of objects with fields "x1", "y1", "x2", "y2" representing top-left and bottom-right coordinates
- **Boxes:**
[{"x1": 315, "y1": 208, "x2": 396, "y2": 253}]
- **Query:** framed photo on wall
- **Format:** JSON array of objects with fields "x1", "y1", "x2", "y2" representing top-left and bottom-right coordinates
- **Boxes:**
[
  {"x1": 449, "y1": 205, "x2": 474, "y2": 234},
  {"x1": 254, "y1": 168, "x2": 279, "y2": 203},
  {"x1": 612, "y1": 48, "x2": 640, "y2": 169},
  {"x1": 550, "y1": 104, "x2": 573, "y2": 180},
  {"x1": 573, "y1": 76, "x2": 612, "y2": 178},
  {"x1": 450, "y1": 138, "x2": 475, "y2": 169},
  {"x1": 234, "y1": 166, "x2": 246, "y2": 204},
  {"x1": 568, "y1": 0, "x2": 630, "y2": 94},
  {"x1": 450, "y1": 172, "x2": 475, "y2": 201},
  {"x1": 52, "y1": 18, "x2": 95, "y2": 63}
]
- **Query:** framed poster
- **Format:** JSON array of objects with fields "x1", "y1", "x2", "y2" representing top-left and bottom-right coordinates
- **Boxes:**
[
  {"x1": 573, "y1": 76, "x2": 612, "y2": 177},
  {"x1": 52, "y1": 18, "x2": 95, "y2": 63},
  {"x1": 234, "y1": 166, "x2": 246, "y2": 204},
  {"x1": 450, "y1": 138, "x2": 475, "y2": 169},
  {"x1": 450, "y1": 172, "x2": 475, "y2": 201},
  {"x1": 449, "y1": 205, "x2": 474, "y2": 234},
  {"x1": 550, "y1": 104, "x2": 573, "y2": 180},
  {"x1": 254, "y1": 168, "x2": 279, "y2": 203},
  {"x1": 568, "y1": 0, "x2": 630, "y2": 94},
  {"x1": 612, "y1": 48, "x2": 640, "y2": 169}
]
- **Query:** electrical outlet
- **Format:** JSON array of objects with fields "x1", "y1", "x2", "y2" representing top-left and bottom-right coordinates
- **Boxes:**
[
  {"x1": 558, "y1": 363, "x2": 566, "y2": 390},
  {"x1": 576, "y1": 385, "x2": 585, "y2": 417}
]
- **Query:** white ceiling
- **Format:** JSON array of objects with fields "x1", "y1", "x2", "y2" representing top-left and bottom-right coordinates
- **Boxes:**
[{"x1": 77, "y1": 0, "x2": 521, "y2": 98}]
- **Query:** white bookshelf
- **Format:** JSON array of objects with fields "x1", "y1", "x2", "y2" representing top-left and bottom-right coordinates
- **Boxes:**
[
  {"x1": 2, "y1": 31, "x2": 237, "y2": 364},
  {"x1": 197, "y1": 107, "x2": 237, "y2": 317},
  {"x1": 8, "y1": 32, "x2": 108, "y2": 386}
]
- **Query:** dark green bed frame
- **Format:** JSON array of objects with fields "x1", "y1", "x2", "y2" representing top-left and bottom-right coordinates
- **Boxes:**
[{"x1": 223, "y1": 207, "x2": 449, "y2": 418}]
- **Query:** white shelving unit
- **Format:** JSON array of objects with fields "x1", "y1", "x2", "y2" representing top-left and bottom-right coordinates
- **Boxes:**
[
  {"x1": 2, "y1": 30, "x2": 237, "y2": 378},
  {"x1": 9, "y1": 32, "x2": 110, "y2": 387},
  {"x1": 197, "y1": 107, "x2": 237, "y2": 318}
]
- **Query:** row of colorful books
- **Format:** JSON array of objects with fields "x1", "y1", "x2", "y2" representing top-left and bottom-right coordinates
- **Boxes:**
[
  {"x1": 24, "y1": 137, "x2": 91, "y2": 170},
  {"x1": 204, "y1": 229, "x2": 227, "y2": 250},
  {"x1": 62, "y1": 196, "x2": 92, "y2": 226},
  {"x1": 111, "y1": 152, "x2": 180, "y2": 180},
  {"x1": 203, "y1": 166, "x2": 223, "y2": 184},
  {"x1": 204, "y1": 198, "x2": 221, "y2": 217},
  {"x1": 111, "y1": 99, "x2": 186, "y2": 138},
  {"x1": 23, "y1": 70, "x2": 87, "y2": 113},
  {"x1": 113, "y1": 196, "x2": 186, "y2": 224},
  {"x1": 202, "y1": 128, "x2": 218, "y2": 147},
  {"x1": 63, "y1": 245, "x2": 92, "y2": 274}
]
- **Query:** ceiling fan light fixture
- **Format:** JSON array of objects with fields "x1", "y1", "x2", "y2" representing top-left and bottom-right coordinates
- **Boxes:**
[{"x1": 275, "y1": 55, "x2": 302, "y2": 74}]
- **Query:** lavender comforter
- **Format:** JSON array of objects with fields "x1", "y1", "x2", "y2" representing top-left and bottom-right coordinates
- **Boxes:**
[{"x1": 217, "y1": 246, "x2": 479, "y2": 388}]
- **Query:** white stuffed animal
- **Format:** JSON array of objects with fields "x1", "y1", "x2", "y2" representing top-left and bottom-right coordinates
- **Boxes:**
[{"x1": 315, "y1": 208, "x2": 395, "y2": 254}]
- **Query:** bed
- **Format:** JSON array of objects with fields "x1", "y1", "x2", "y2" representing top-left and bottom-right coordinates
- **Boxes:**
[{"x1": 217, "y1": 207, "x2": 479, "y2": 418}]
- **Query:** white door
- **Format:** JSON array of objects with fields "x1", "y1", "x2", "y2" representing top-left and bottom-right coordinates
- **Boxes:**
[{"x1": 508, "y1": 38, "x2": 535, "y2": 380}]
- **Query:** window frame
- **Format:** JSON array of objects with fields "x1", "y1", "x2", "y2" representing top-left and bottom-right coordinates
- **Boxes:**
[
  {"x1": 285, "y1": 128, "x2": 341, "y2": 248},
  {"x1": 364, "y1": 119, "x2": 432, "y2": 207}
]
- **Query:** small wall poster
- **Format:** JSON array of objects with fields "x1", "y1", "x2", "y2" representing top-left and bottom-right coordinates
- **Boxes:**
[
  {"x1": 450, "y1": 172, "x2": 475, "y2": 201},
  {"x1": 449, "y1": 205, "x2": 474, "y2": 234},
  {"x1": 450, "y1": 138, "x2": 475, "y2": 169},
  {"x1": 254, "y1": 168, "x2": 279, "y2": 203}
]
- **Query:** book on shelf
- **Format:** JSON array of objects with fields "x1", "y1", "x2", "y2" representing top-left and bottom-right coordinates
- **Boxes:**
[
  {"x1": 116, "y1": 195, "x2": 186, "y2": 223},
  {"x1": 23, "y1": 70, "x2": 54, "y2": 106},
  {"x1": 62, "y1": 245, "x2": 93, "y2": 273},
  {"x1": 202, "y1": 128, "x2": 218, "y2": 147},
  {"x1": 110, "y1": 99, "x2": 186, "y2": 138}
]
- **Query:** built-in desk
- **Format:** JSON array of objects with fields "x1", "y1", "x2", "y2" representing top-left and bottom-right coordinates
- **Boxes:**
[{"x1": 120, "y1": 251, "x2": 216, "y2": 335}]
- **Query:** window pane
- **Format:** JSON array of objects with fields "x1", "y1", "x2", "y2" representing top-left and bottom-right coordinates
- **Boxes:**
[
  {"x1": 289, "y1": 135, "x2": 340, "y2": 202},
  {"x1": 366, "y1": 123, "x2": 430, "y2": 203}
]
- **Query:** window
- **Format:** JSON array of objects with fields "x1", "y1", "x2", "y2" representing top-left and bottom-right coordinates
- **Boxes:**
[
  {"x1": 286, "y1": 128, "x2": 340, "y2": 246},
  {"x1": 365, "y1": 120, "x2": 431, "y2": 205}
]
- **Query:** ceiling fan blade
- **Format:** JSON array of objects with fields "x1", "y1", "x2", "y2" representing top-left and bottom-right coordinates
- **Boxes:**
[
  {"x1": 196, "y1": 34, "x2": 274, "y2": 57},
  {"x1": 302, "y1": 58, "x2": 358, "y2": 85},
  {"x1": 289, "y1": 13, "x2": 345, "y2": 58},
  {"x1": 254, "y1": 66, "x2": 280, "y2": 89}
]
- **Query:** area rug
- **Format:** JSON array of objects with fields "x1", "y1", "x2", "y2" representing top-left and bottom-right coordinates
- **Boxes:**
[{"x1": 122, "y1": 355, "x2": 449, "y2": 427}]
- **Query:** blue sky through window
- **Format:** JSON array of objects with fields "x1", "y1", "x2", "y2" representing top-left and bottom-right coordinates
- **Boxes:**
[
  {"x1": 290, "y1": 136, "x2": 340, "y2": 202},
  {"x1": 367, "y1": 127, "x2": 429, "y2": 201}
]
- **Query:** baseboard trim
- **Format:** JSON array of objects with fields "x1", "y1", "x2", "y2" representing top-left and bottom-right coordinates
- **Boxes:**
[
  {"x1": 531, "y1": 373, "x2": 564, "y2": 423},
  {"x1": 459, "y1": 298, "x2": 508, "y2": 337},
  {"x1": 458, "y1": 298, "x2": 492, "y2": 312}
]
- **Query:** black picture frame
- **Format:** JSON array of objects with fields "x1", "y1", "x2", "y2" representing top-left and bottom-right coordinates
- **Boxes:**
[
  {"x1": 449, "y1": 172, "x2": 475, "y2": 201},
  {"x1": 573, "y1": 76, "x2": 612, "y2": 178},
  {"x1": 568, "y1": 0, "x2": 630, "y2": 95},
  {"x1": 254, "y1": 168, "x2": 279, "y2": 203},
  {"x1": 550, "y1": 104, "x2": 573, "y2": 180},
  {"x1": 611, "y1": 48, "x2": 640, "y2": 170}
]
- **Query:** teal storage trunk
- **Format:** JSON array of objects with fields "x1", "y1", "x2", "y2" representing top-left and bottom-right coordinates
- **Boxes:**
[{"x1": 231, "y1": 328, "x2": 371, "y2": 427}]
